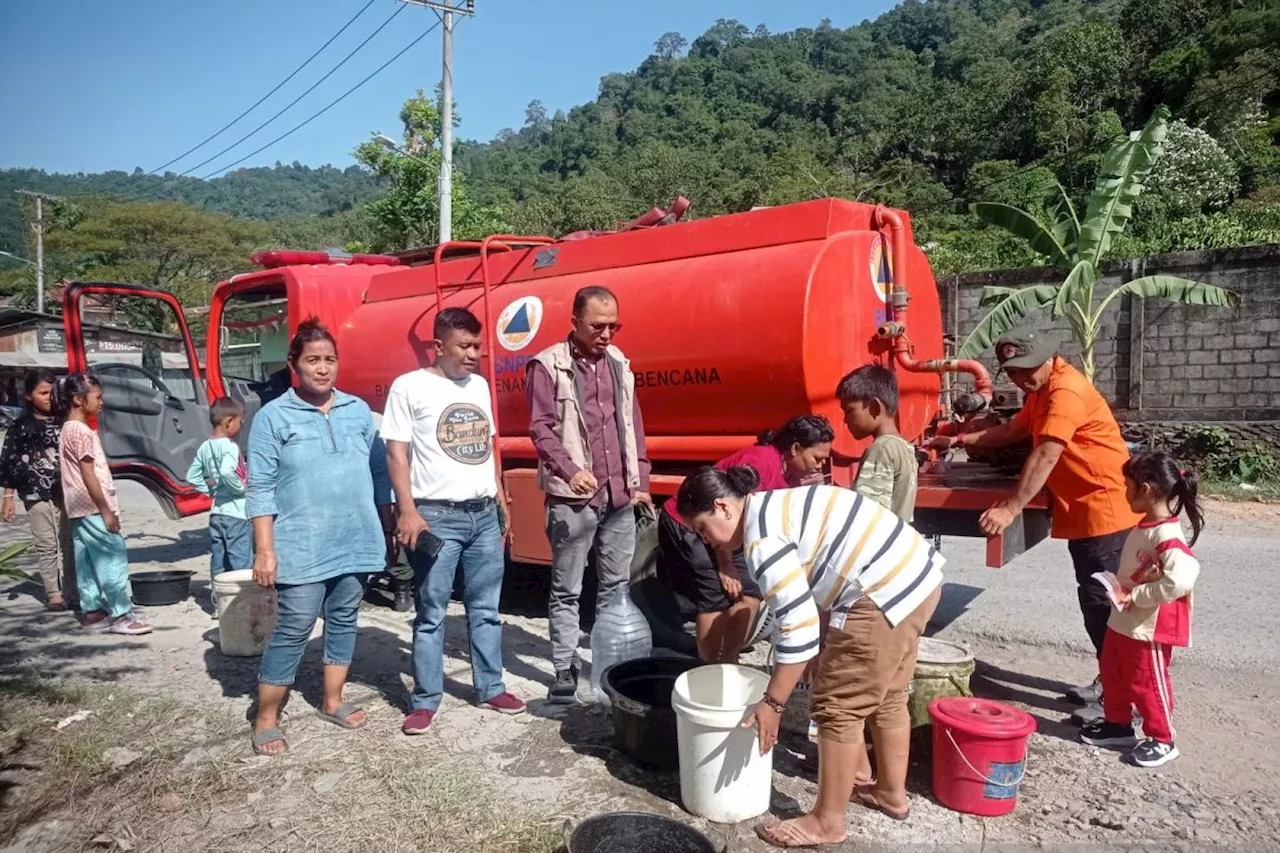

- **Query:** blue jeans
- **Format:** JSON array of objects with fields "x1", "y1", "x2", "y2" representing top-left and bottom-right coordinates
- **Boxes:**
[
  {"x1": 409, "y1": 500, "x2": 507, "y2": 712},
  {"x1": 71, "y1": 515, "x2": 131, "y2": 618},
  {"x1": 258, "y1": 573, "x2": 369, "y2": 686},
  {"x1": 209, "y1": 515, "x2": 253, "y2": 577}
]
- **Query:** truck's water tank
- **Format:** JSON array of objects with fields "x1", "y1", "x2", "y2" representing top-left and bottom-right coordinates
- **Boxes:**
[{"x1": 337, "y1": 199, "x2": 945, "y2": 458}]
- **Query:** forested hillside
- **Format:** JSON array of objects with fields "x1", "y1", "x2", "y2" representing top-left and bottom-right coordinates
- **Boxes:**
[
  {"x1": 0, "y1": 164, "x2": 378, "y2": 257},
  {"x1": 459, "y1": 0, "x2": 1280, "y2": 270},
  {"x1": 2, "y1": 0, "x2": 1277, "y2": 303}
]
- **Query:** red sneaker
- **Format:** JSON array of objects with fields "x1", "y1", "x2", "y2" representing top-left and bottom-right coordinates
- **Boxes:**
[
  {"x1": 402, "y1": 708, "x2": 436, "y2": 735},
  {"x1": 482, "y1": 692, "x2": 527, "y2": 715}
]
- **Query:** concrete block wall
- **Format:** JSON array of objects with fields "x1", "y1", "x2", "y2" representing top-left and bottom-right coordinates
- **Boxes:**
[{"x1": 936, "y1": 244, "x2": 1280, "y2": 422}]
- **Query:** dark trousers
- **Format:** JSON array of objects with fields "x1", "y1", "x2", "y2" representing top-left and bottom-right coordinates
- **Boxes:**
[{"x1": 1067, "y1": 528, "x2": 1134, "y2": 659}]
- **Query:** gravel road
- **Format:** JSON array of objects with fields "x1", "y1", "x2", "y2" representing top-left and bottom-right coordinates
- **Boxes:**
[{"x1": 2, "y1": 481, "x2": 1278, "y2": 851}]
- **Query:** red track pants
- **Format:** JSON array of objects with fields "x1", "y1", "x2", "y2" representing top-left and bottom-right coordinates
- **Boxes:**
[
  {"x1": 1100, "y1": 628, "x2": 1176, "y2": 743},
  {"x1": 1100, "y1": 627, "x2": 1177, "y2": 742}
]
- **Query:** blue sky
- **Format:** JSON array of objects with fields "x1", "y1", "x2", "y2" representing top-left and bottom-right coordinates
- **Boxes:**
[{"x1": 0, "y1": 0, "x2": 892, "y2": 177}]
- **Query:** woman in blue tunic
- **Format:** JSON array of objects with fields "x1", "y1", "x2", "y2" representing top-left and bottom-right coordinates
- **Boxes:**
[{"x1": 247, "y1": 318, "x2": 388, "y2": 756}]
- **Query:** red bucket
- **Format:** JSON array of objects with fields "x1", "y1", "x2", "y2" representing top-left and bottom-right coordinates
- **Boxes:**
[{"x1": 929, "y1": 697, "x2": 1036, "y2": 817}]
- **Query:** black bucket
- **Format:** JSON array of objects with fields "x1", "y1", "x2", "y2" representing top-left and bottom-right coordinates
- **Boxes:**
[
  {"x1": 131, "y1": 570, "x2": 194, "y2": 606},
  {"x1": 601, "y1": 656, "x2": 700, "y2": 771},
  {"x1": 565, "y1": 812, "x2": 721, "y2": 853}
]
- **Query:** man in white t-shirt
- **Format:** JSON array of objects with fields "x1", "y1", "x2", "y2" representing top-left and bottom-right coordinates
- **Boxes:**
[{"x1": 382, "y1": 307, "x2": 527, "y2": 735}]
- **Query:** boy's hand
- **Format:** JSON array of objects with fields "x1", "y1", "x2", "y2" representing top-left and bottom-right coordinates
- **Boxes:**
[
  {"x1": 1114, "y1": 587, "x2": 1132, "y2": 610},
  {"x1": 1, "y1": 496, "x2": 14, "y2": 523},
  {"x1": 103, "y1": 509, "x2": 121, "y2": 533}
]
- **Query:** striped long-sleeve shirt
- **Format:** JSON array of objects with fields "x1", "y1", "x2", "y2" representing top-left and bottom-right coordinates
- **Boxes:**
[{"x1": 744, "y1": 485, "x2": 945, "y2": 664}]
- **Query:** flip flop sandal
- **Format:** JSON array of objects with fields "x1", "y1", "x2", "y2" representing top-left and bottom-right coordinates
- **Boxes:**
[
  {"x1": 853, "y1": 788, "x2": 910, "y2": 821},
  {"x1": 316, "y1": 702, "x2": 366, "y2": 730},
  {"x1": 82, "y1": 615, "x2": 112, "y2": 632},
  {"x1": 252, "y1": 728, "x2": 287, "y2": 756},
  {"x1": 754, "y1": 819, "x2": 840, "y2": 849}
]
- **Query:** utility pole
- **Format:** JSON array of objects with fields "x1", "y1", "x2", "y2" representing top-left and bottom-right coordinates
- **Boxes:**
[
  {"x1": 16, "y1": 190, "x2": 57, "y2": 314},
  {"x1": 400, "y1": 1, "x2": 474, "y2": 244}
]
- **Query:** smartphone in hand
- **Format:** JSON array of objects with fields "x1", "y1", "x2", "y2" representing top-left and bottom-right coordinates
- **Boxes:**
[{"x1": 414, "y1": 529, "x2": 445, "y2": 560}]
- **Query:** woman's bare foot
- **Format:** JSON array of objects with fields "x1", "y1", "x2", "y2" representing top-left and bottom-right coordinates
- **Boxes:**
[
  {"x1": 322, "y1": 701, "x2": 366, "y2": 728},
  {"x1": 852, "y1": 785, "x2": 910, "y2": 821},
  {"x1": 252, "y1": 725, "x2": 287, "y2": 756},
  {"x1": 755, "y1": 814, "x2": 845, "y2": 849}
]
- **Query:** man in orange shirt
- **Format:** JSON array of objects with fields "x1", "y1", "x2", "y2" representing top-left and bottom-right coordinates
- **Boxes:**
[{"x1": 931, "y1": 328, "x2": 1141, "y2": 718}]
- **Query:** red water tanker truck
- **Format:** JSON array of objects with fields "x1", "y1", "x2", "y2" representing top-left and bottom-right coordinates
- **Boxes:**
[{"x1": 61, "y1": 197, "x2": 1049, "y2": 588}]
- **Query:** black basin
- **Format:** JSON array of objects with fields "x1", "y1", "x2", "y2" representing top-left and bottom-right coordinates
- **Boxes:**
[
  {"x1": 130, "y1": 570, "x2": 194, "y2": 606},
  {"x1": 600, "y1": 656, "x2": 700, "y2": 771},
  {"x1": 566, "y1": 811, "x2": 721, "y2": 853}
]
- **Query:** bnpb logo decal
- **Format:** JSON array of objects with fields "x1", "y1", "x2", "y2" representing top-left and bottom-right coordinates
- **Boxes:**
[
  {"x1": 870, "y1": 235, "x2": 894, "y2": 302},
  {"x1": 496, "y1": 296, "x2": 543, "y2": 352}
]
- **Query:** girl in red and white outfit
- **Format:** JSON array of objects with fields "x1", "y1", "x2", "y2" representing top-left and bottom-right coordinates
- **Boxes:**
[{"x1": 1080, "y1": 451, "x2": 1202, "y2": 767}]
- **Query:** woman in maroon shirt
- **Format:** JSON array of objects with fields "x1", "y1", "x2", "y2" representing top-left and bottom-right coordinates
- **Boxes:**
[{"x1": 659, "y1": 415, "x2": 834, "y2": 663}]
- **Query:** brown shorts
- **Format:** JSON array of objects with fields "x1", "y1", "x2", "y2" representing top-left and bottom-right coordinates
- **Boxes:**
[{"x1": 810, "y1": 587, "x2": 941, "y2": 743}]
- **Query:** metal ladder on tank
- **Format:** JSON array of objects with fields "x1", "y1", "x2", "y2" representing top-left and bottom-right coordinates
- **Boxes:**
[{"x1": 431, "y1": 235, "x2": 556, "y2": 479}]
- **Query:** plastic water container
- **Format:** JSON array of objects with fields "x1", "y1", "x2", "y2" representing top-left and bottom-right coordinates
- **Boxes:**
[
  {"x1": 671, "y1": 664, "x2": 773, "y2": 824},
  {"x1": 929, "y1": 697, "x2": 1036, "y2": 817},
  {"x1": 587, "y1": 586, "x2": 652, "y2": 705},
  {"x1": 212, "y1": 570, "x2": 277, "y2": 657}
]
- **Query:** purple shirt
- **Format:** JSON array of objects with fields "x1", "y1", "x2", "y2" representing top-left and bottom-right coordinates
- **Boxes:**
[{"x1": 527, "y1": 349, "x2": 651, "y2": 510}]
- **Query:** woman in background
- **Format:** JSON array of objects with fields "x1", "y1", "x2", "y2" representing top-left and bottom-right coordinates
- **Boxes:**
[{"x1": 0, "y1": 371, "x2": 75, "y2": 611}]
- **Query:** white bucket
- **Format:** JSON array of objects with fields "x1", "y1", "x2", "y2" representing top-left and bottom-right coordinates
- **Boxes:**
[
  {"x1": 213, "y1": 570, "x2": 277, "y2": 657},
  {"x1": 671, "y1": 664, "x2": 774, "y2": 824}
]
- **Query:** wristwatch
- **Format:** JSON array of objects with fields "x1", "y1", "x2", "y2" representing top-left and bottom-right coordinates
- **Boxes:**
[{"x1": 760, "y1": 693, "x2": 787, "y2": 714}]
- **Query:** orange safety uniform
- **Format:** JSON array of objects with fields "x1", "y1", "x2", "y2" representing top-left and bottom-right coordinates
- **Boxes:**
[{"x1": 1010, "y1": 357, "x2": 1142, "y2": 540}]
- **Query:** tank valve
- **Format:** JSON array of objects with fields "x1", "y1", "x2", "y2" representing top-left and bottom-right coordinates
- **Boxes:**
[
  {"x1": 876, "y1": 322, "x2": 906, "y2": 339},
  {"x1": 953, "y1": 391, "x2": 988, "y2": 415}
]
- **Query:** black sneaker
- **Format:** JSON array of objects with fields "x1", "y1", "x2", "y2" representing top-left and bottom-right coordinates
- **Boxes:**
[
  {"x1": 1128, "y1": 738, "x2": 1179, "y2": 768},
  {"x1": 548, "y1": 667, "x2": 579, "y2": 704},
  {"x1": 1066, "y1": 675, "x2": 1102, "y2": 705},
  {"x1": 393, "y1": 588, "x2": 414, "y2": 613},
  {"x1": 1070, "y1": 699, "x2": 1104, "y2": 726},
  {"x1": 1079, "y1": 718, "x2": 1138, "y2": 748}
]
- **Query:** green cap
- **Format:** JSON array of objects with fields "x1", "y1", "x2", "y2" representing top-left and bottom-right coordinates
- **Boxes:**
[{"x1": 994, "y1": 327, "x2": 1059, "y2": 370}]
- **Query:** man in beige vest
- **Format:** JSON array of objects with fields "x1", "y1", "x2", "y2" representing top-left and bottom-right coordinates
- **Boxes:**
[{"x1": 527, "y1": 286, "x2": 652, "y2": 703}]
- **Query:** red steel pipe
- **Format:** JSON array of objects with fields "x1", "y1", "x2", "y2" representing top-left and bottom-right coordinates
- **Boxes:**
[{"x1": 872, "y1": 207, "x2": 993, "y2": 402}]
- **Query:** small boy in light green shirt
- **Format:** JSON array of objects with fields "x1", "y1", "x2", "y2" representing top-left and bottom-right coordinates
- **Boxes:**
[
  {"x1": 185, "y1": 398, "x2": 250, "y2": 585},
  {"x1": 837, "y1": 365, "x2": 919, "y2": 521}
]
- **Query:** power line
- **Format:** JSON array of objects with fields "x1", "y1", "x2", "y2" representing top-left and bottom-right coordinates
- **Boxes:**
[
  {"x1": 200, "y1": 21, "x2": 443, "y2": 180},
  {"x1": 146, "y1": 0, "x2": 380, "y2": 176},
  {"x1": 176, "y1": 2, "x2": 409, "y2": 178}
]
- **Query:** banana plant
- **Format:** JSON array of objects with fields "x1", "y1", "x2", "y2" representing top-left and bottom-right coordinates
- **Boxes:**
[
  {"x1": 0, "y1": 542, "x2": 32, "y2": 582},
  {"x1": 958, "y1": 106, "x2": 1241, "y2": 380}
]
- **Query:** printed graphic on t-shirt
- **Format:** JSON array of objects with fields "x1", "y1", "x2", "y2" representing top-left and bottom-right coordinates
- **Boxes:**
[{"x1": 436, "y1": 403, "x2": 491, "y2": 465}]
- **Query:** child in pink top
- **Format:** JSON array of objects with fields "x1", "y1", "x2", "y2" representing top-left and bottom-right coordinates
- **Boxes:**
[
  {"x1": 1080, "y1": 451, "x2": 1201, "y2": 767},
  {"x1": 57, "y1": 374, "x2": 151, "y2": 635}
]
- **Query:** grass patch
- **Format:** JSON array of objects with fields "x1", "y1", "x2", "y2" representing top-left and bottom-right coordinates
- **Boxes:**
[
  {"x1": 1201, "y1": 477, "x2": 1280, "y2": 502},
  {"x1": 0, "y1": 671, "x2": 562, "y2": 852}
]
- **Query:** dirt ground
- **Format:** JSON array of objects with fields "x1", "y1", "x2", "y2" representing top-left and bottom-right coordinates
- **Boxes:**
[{"x1": 2, "y1": 484, "x2": 1279, "y2": 852}]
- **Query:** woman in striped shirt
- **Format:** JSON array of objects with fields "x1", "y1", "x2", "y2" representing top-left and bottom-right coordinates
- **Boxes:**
[{"x1": 677, "y1": 466, "x2": 943, "y2": 848}]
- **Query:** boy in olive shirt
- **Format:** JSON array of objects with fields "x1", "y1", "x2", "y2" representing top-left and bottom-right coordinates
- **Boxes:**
[{"x1": 837, "y1": 365, "x2": 918, "y2": 521}]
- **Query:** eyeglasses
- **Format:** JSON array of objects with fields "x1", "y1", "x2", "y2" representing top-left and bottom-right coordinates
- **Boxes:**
[{"x1": 575, "y1": 317, "x2": 623, "y2": 335}]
